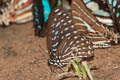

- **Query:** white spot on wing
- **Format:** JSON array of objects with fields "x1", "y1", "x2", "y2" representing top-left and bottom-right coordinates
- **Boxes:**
[{"x1": 55, "y1": 9, "x2": 59, "y2": 12}]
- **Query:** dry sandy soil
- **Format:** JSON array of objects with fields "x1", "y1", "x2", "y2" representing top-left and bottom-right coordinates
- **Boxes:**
[{"x1": 0, "y1": 22, "x2": 120, "y2": 80}]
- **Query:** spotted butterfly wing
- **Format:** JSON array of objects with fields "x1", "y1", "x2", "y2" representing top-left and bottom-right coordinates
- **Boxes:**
[
  {"x1": 47, "y1": 6, "x2": 94, "y2": 67},
  {"x1": 51, "y1": 32, "x2": 94, "y2": 67},
  {"x1": 107, "y1": 0, "x2": 120, "y2": 31},
  {"x1": 47, "y1": 6, "x2": 77, "y2": 58}
]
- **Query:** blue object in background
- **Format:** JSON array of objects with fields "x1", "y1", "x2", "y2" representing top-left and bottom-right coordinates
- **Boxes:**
[{"x1": 41, "y1": 0, "x2": 51, "y2": 22}]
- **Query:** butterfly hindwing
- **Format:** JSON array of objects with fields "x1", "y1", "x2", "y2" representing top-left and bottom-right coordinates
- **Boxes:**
[
  {"x1": 47, "y1": 7, "x2": 76, "y2": 57},
  {"x1": 56, "y1": 31, "x2": 94, "y2": 66}
]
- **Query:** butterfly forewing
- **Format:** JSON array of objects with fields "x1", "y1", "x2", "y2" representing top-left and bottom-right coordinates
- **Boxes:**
[
  {"x1": 52, "y1": 31, "x2": 94, "y2": 67},
  {"x1": 47, "y1": 7, "x2": 76, "y2": 58}
]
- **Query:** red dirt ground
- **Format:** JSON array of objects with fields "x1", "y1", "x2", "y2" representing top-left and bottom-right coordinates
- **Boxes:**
[{"x1": 0, "y1": 22, "x2": 120, "y2": 80}]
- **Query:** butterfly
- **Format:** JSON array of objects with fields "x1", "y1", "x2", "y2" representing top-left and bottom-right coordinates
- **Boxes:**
[
  {"x1": 107, "y1": 0, "x2": 120, "y2": 32},
  {"x1": 0, "y1": 0, "x2": 33, "y2": 26},
  {"x1": 71, "y1": 0, "x2": 118, "y2": 48},
  {"x1": 47, "y1": 6, "x2": 94, "y2": 67}
]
